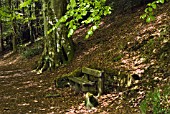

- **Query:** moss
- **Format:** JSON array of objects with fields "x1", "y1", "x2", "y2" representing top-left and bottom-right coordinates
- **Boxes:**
[
  {"x1": 55, "y1": 68, "x2": 82, "y2": 88},
  {"x1": 112, "y1": 54, "x2": 124, "y2": 62}
]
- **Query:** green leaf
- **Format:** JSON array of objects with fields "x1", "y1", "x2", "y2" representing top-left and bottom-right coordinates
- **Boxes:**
[
  {"x1": 47, "y1": 22, "x2": 60, "y2": 34},
  {"x1": 85, "y1": 34, "x2": 90, "y2": 39},
  {"x1": 93, "y1": 16, "x2": 101, "y2": 21},
  {"x1": 68, "y1": 29, "x2": 74, "y2": 38},
  {"x1": 147, "y1": 3, "x2": 152, "y2": 6},
  {"x1": 85, "y1": 29, "x2": 94, "y2": 39},
  {"x1": 148, "y1": 7, "x2": 153, "y2": 12},
  {"x1": 150, "y1": 15, "x2": 156, "y2": 21},
  {"x1": 146, "y1": 15, "x2": 155, "y2": 23},
  {"x1": 19, "y1": 0, "x2": 31, "y2": 8},
  {"x1": 72, "y1": 25, "x2": 77, "y2": 30},
  {"x1": 140, "y1": 14, "x2": 147, "y2": 19},
  {"x1": 82, "y1": 11, "x2": 87, "y2": 16},
  {"x1": 67, "y1": 10, "x2": 74, "y2": 16},
  {"x1": 76, "y1": 15, "x2": 82, "y2": 21},
  {"x1": 60, "y1": 15, "x2": 68, "y2": 22},
  {"x1": 86, "y1": 17, "x2": 94, "y2": 24},
  {"x1": 145, "y1": 8, "x2": 148, "y2": 13},
  {"x1": 67, "y1": 4, "x2": 71, "y2": 10},
  {"x1": 68, "y1": 20, "x2": 74, "y2": 29},
  {"x1": 87, "y1": 30, "x2": 93, "y2": 35},
  {"x1": 151, "y1": 3, "x2": 157, "y2": 9},
  {"x1": 70, "y1": 0, "x2": 76, "y2": 8},
  {"x1": 158, "y1": 0, "x2": 165, "y2": 3},
  {"x1": 146, "y1": 17, "x2": 151, "y2": 23}
]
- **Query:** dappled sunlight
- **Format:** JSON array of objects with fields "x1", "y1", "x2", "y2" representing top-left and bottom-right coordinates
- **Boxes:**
[
  {"x1": 2, "y1": 51, "x2": 14, "y2": 58},
  {"x1": 156, "y1": 13, "x2": 168, "y2": 23},
  {"x1": 83, "y1": 45, "x2": 99, "y2": 56},
  {"x1": 0, "y1": 1, "x2": 169, "y2": 113},
  {"x1": 120, "y1": 7, "x2": 170, "y2": 76},
  {"x1": 120, "y1": 52, "x2": 153, "y2": 75},
  {"x1": 66, "y1": 91, "x2": 143, "y2": 113},
  {"x1": 74, "y1": 43, "x2": 100, "y2": 66},
  {"x1": 0, "y1": 70, "x2": 34, "y2": 79},
  {"x1": 0, "y1": 53, "x2": 22, "y2": 67}
]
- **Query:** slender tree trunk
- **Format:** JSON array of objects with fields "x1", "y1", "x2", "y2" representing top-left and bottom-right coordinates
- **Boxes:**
[
  {"x1": 28, "y1": 0, "x2": 34, "y2": 43},
  {"x1": 0, "y1": 22, "x2": 3, "y2": 52},
  {"x1": 0, "y1": 0, "x2": 3, "y2": 52},
  {"x1": 36, "y1": 0, "x2": 75, "y2": 73},
  {"x1": 12, "y1": 20, "x2": 17, "y2": 52},
  {"x1": 11, "y1": 0, "x2": 18, "y2": 52},
  {"x1": 35, "y1": 0, "x2": 41, "y2": 38}
]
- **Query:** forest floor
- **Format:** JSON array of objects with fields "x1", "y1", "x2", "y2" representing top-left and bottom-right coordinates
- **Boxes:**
[{"x1": 0, "y1": 2, "x2": 170, "y2": 114}]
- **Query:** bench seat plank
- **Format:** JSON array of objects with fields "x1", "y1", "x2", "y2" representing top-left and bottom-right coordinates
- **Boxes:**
[
  {"x1": 82, "y1": 67, "x2": 103, "y2": 77},
  {"x1": 68, "y1": 77, "x2": 94, "y2": 86}
]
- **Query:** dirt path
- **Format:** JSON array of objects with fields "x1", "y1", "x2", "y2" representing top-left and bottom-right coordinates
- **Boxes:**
[
  {"x1": 0, "y1": 57, "x2": 51, "y2": 113},
  {"x1": 0, "y1": 54, "x2": 83, "y2": 114},
  {"x1": 0, "y1": 53, "x2": 144, "y2": 114},
  {"x1": 0, "y1": 68, "x2": 42, "y2": 113},
  {"x1": 0, "y1": 54, "x2": 141, "y2": 114},
  {"x1": 0, "y1": 55, "x2": 94, "y2": 114}
]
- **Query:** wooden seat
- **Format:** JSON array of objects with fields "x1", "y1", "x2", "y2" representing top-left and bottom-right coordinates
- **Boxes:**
[
  {"x1": 67, "y1": 67, "x2": 104, "y2": 96},
  {"x1": 68, "y1": 76, "x2": 95, "y2": 86}
]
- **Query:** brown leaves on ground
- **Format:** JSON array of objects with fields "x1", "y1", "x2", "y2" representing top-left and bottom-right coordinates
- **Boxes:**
[{"x1": 0, "y1": 2, "x2": 170, "y2": 114}]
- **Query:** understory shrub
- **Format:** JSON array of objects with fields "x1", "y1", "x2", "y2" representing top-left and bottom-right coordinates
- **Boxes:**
[
  {"x1": 140, "y1": 85, "x2": 170, "y2": 114},
  {"x1": 21, "y1": 47, "x2": 42, "y2": 59}
]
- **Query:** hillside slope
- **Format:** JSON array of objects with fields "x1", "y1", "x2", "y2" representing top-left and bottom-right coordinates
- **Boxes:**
[{"x1": 0, "y1": 2, "x2": 169, "y2": 114}]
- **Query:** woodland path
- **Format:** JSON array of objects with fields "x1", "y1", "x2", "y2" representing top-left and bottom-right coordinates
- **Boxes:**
[
  {"x1": 0, "y1": 59, "x2": 52, "y2": 113},
  {"x1": 0, "y1": 54, "x2": 84, "y2": 114},
  {"x1": 0, "y1": 54, "x2": 141, "y2": 114}
]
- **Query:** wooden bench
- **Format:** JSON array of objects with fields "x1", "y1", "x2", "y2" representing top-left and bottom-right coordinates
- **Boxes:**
[{"x1": 68, "y1": 67, "x2": 104, "y2": 96}]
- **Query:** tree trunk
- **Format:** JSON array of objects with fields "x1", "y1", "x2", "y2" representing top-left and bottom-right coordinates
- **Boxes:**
[
  {"x1": 36, "y1": 0, "x2": 75, "y2": 74},
  {"x1": 0, "y1": 22, "x2": 3, "y2": 52},
  {"x1": 28, "y1": 0, "x2": 35, "y2": 44},
  {"x1": 12, "y1": 20, "x2": 17, "y2": 52},
  {"x1": 35, "y1": 0, "x2": 41, "y2": 38},
  {"x1": 11, "y1": 0, "x2": 18, "y2": 52},
  {"x1": 0, "y1": 0, "x2": 4, "y2": 52}
]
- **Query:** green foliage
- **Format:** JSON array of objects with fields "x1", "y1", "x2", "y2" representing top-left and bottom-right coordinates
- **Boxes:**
[
  {"x1": 140, "y1": 0, "x2": 167, "y2": 23},
  {"x1": 19, "y1": 0, "x2": 38, "y2": 8},
  {"x1": 0, "y1": 7, "x2": 10, "y2": 21},
  {"x1": 112, "y1": 54, "x2": 123, "y2": 62},
  {"x1": 19, "y1": 0, "x2": 38, "y2": 23},
  {"x1": 140, "y1": 86, "x2": 170, "y2": 114},
  {"x1": 19, "y1": 42, "x2": 43, "y2": 59},
  {"x1": 21, "y1": 47, "x2": 42, "y2": 59},
  {"x1": 48, "y1": 0, "x2": 111, "y2": 39}
]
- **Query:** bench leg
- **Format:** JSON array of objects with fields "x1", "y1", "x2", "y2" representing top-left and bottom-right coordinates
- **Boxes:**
[
  {"x1": 74, "y1": 83, "x2": 81, "y2": 94},
  {"x1": 97, "y1": 78, "x2": 104, "y2": 97}
]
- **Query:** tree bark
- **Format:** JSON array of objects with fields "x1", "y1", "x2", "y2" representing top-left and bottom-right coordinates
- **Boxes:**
[
  {"x1": 36, "y1": 0, "x2": 74, "y2": 73},
  {"x1": 28, "y1": 0, "x2": 35, "y2": 44},
  {"x1": 0, "y1": 0, "x2": 3, "y2": 52},
  {"x1": 11, "y1": 0, "x2": 18, "y2": 52},
  {"x1": 0, "y1": 22, "x2": 3, "y2": 52}
]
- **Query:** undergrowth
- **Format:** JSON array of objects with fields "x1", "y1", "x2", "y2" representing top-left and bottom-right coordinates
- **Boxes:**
[
  {"x1": 140, "y1": 85, "x2": 170, "y2": 114},
  {"x1": 18, "y1": 41, "x2": 43, "y2": 59}
]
